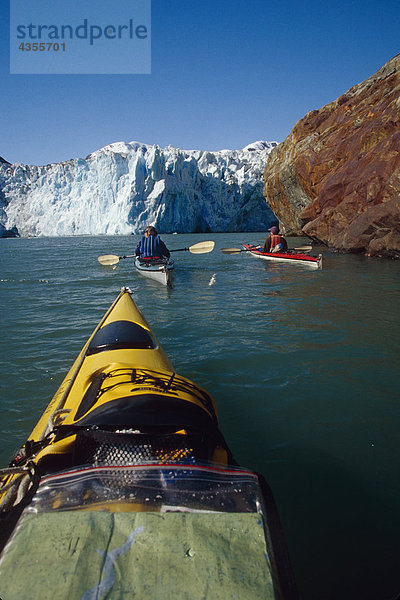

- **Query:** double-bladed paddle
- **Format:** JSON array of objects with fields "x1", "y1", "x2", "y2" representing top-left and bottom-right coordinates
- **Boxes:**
[
  {"x1": 98, "y1": 240, "x2": 215, "y2": 265},
  {"x1": 220, "y1": 245, "x2": 312, "y2": 254}
]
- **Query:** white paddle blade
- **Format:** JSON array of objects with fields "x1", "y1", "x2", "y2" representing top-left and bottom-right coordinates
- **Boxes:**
[
  {"x1": 220, "y1": 247, "x2": 243, "y2": 254},
  {"x1": 98, "y1": 254, "x2": 120, "y2": 265},
  {"x1": 293, "y1": 246, "x2": 312, "y2": 252},
  {"x1": 188, "y1": 240, "x2": 215, "y2": 254}
]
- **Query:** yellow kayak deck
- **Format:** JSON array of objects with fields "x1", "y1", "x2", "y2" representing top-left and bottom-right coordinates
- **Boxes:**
[{"x1": 0, "y1": 288, "x2": 297, "y2": 600}]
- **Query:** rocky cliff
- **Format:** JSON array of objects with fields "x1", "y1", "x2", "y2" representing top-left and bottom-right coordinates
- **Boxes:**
[{"x1": 263, "y1": 54, "x2": 400, "y2": 258}]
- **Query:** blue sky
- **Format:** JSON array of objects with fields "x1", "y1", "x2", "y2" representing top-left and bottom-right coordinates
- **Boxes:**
[{"x1": 1, "y1": 0, "x2": 399, "y2": 165}]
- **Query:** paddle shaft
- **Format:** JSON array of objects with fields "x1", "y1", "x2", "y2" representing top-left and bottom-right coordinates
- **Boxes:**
[
  {"x1": 117, "y1": 248, "x2": 187, "y2": 260},
  {"x1": 98, "y1": 240, "x2": 214, "y2": 265}
]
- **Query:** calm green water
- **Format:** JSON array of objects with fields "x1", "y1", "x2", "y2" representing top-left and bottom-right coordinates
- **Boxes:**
[{"x1": 1, "y1": 233, "x2": 399, "y2": 600}]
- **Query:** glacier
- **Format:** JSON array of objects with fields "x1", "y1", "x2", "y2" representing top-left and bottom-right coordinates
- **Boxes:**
[{"x1": 0, "y1": 140, "x2": 278, "y2": 237}]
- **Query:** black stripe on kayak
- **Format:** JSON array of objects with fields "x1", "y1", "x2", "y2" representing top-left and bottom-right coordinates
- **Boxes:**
[
  {"x1": 86, "y1": 321, "x2": 157, "y2": 355},
  {"x1": 74, "y1": 393, "x2": 216, "y2": 432}
]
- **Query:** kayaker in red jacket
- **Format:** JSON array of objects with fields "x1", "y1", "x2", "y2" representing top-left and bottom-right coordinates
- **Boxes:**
[
  {"x1": 263, "y1": 226, "x2": 288, "y2": 253},
  {"x1": 135, "y1": 226, "x2": 170, "y2": 259}
]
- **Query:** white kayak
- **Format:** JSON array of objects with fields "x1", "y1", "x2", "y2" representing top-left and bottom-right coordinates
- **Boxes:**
[
  {"x1": 134, "y1": 257, "x2": 174, "y2": 287},
  {"x1": 98, "y1": 241, "x2": 215, "y2": 289}
]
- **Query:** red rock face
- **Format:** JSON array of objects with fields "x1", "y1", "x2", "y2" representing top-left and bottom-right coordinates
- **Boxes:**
[{"x1": 263, "y1": 54, "x2": 400, "y2": 258}]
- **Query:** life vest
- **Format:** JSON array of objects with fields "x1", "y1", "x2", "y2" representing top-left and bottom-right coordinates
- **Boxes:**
[
  {"x1": 269, "y1": 234, "x2": 287, "y2": 252},
  {"x1": 139, "y1": 235, "x2": 161, "y2": 257}
]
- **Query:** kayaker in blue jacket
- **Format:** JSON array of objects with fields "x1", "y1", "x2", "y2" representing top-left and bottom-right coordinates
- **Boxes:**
[
  {"x1": 263, "y1": 226, "x2": 288, "y2": 253},
  {"x1": 135, "y1": 226, "x2": 170, "y2": 259}
]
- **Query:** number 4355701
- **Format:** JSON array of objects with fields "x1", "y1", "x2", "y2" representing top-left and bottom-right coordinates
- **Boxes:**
[{"x1": 18, "y1": 42, "x2": 66, "y2": 51}]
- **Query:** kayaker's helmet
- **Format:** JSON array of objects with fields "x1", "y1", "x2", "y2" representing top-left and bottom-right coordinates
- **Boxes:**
[{"x1": 268, "y1": 226, "x2": 279, "y2": 234}]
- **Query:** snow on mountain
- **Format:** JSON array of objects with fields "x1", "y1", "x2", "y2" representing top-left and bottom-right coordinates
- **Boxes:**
[
  {"x1": 242, "y1": 141, "x2": 277, "y2": 152},
  {"x1": 0, "y1": 140, "x2": 279, "y2": 237}
]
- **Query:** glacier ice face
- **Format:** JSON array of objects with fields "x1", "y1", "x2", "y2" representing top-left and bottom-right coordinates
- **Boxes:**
[{"x1": 0, "y1": 141, "x2": 278, "y2": 237}]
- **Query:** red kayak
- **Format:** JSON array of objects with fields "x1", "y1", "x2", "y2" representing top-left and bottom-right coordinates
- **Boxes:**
[{"x1": 243, "y1": 244, "x2": 322, "y2": 269}]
